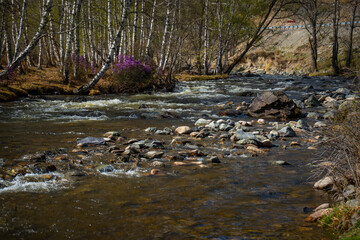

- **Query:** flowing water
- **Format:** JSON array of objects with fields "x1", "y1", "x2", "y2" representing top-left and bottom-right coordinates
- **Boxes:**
[{"x1": 0, "y1": 74, "x2": 350, "y2": 239}]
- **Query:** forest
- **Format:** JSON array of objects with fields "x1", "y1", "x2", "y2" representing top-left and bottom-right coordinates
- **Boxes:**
[{"x1": 0, "y1": 0, "x2": 358, "y2": 95}]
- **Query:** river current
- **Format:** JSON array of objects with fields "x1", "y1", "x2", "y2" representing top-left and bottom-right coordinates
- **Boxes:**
[{"x1": 0, "y1": 74, "x2": 350, "y2": 239}]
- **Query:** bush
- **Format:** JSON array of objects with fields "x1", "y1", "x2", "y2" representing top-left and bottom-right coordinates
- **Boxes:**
[{"x1": 109, "y1": 55, "x2": 153, "y2": 93}]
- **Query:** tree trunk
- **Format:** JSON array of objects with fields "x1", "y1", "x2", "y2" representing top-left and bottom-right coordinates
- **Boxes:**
[
  {"x1": 58, "y1": 0, "x2": 65, "y2": 68},
  {"x1": 132, "y1": 0, "x2": 138, "y2": 56},
  {"x1": 331, "y1": 0, "x2": 340, "y2": 75},
  {"x1": 77, "y1": 0, "x2": 132, "y2": 94},
  {"x1": 203, "y1": 0, "x2": 209, "y2": 75},
  {"x1": 0, "y1": 0, "x2": 5, "y2": 68},
  {"x1": 146, "y1": 0, "x2": 156, "y2": 57},
  {"x1": 216, "y1": 0, "x2": 223, "y2": 74},
  {"x1": 346, "y1": 0, "x2": 358, "y2": 67},
  {"x1": 139, "y1": 0, "x2": 145, "y2": 57},
  {"x1": 0, "y1": 0, "x2": 53, "y2": 79},
  {"x1": 107, "y1": 0, "x2": 113, "y2": 51},
  {"x1": 88, "y1": 0, "x2": 95, "y2": 68},
  {"x1": 158, "y1": 0, "x2": 171, "y2": 71},
  {"x1": 73, "y1": 0, "x2": 83, "y2": 79},
  {"x1": 37, "y1": 38, "x2": 43, "y2": 69},
  {"x1": 13, "y1": 0, "x2": 27, "y2": 60}
]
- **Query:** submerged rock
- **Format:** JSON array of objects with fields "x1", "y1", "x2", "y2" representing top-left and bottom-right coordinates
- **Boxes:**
[{"x1": 247, "y1": 91, "x2": 301, "y2": 119}]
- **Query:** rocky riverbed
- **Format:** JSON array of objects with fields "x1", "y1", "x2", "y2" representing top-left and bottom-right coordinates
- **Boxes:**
[{"x1": 0, "y1": 74, "x2": 357, "y2": 239}]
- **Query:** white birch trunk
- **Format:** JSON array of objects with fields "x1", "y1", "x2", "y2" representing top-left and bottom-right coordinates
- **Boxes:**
[
  {"x1": 162, "y1": 0, "x2": 177, "y2": 71},
  {"x1": 139, "y1": 0, "x2": 144, "y2": 57},
  {"x1": 13, "y1": 0, "x2": 27, "y2": 60},
  {"x1": 145, "y1": 0, "x2": 156, "y2": 57},
  {"x1": 58, "y1": 0, "x2": 65, "y2": 68},
  {"x1": 132, "y1": 0, "x2": 138, "y2": 56},
  {"x1": 107, "y1": 0, "x2": 113, "y2": 50},
  {"x1": 77, "y1": 0, "x2": 132, "y2": 94},
  {"x1": 88, "y1": 0, "x2": 95, "y2": 67},
  {"x1": 203, "y1": 0, "x2": 209, "y2": 74},
  {"x1": 158, "y1": 0, "x2": 171, "y2": 70}
]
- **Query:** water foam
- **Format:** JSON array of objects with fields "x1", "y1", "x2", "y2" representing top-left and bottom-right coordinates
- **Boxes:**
[{"x1": 0, "y1": 173, "x2": 70, "y2": 193}]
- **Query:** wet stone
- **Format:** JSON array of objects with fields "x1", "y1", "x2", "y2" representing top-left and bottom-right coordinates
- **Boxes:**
[
  {"x1": 175, "y1": 126, "x2": 192, "y2": 135},
  {"x1": 145, "y1": 127, "x2": 157, "y2": 133},
  {"x1": 278, "y1": 126, "x2": 296, "y2": 137},
  {"x1": 195, "y1": 118, "x2": 210, "y2": 126},
  {"x1": 77, "y1": 137, "x2": 106, "y2": 147},
  {"x1": 23, "y1": 152, "x2": 47, "y2": 162},
  {"x1": 209, "y1": 156, "x2": 221, "y2": 163},
  {"x1": 145, "y1": 151, "x2": 164, "y2": 159},
  {"x1": 306, "y1": 112, "x2": 322, "y2": 120}
]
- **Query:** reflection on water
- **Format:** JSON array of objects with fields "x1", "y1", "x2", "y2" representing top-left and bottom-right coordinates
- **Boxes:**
[{"x1": 0, "y1": 74, "x2": 344, "y2": 239}]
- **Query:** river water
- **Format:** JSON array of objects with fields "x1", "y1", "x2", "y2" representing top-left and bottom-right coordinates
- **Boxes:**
[{"x1": 0, "y1": 74, "x2": 349, "y2": 239}]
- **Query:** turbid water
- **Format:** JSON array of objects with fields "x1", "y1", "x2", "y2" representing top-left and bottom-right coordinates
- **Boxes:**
[{"x1": 0, "y1": 74, "x2": 351, "y2": 239}]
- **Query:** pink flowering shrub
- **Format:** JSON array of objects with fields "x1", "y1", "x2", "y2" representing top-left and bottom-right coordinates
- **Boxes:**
[{"x1": 108, "y1": 55, "x2": 153, "y2": 92}]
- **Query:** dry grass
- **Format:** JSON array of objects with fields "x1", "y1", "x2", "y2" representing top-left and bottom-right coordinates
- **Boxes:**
[
  {"x1": 176, "y1": 74, "x2": 229, "y2": 81},
  {"x1": 316, "y1": 102, "x2": 360, "y2": 197}
]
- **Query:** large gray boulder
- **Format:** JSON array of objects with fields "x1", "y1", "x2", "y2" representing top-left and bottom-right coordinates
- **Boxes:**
[{"x1": 247, "y1": 91, "x2": 301, "y2": 119}]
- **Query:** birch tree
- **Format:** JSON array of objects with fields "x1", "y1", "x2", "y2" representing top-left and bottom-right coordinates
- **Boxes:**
[{"x1": 146, "y1": 0, "x2": 156, "y2": 57}]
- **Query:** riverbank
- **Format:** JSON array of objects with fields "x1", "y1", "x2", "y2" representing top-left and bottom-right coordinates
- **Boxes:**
[{"x1": 0, "y1": 66, "x2": 178, "y2": 102}]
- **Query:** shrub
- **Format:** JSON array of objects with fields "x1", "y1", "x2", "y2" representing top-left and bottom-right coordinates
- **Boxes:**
[{"x1": 109, "y1": 55, "x2": 153, "y2": 93}]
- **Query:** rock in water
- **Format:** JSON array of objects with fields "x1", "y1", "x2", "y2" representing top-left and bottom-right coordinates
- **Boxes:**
[
  {"x1": 77, "y1": 137, "x2": 106, "y2": 147},
  {"x1": 175, "y1": 126, "x2": 192, "y2": 135},
  {"x1": 247, "y1": 91, "x2": 301, "y2": 119},
  {"x1": 278, "y1": 126, "x2": 296, "y2": 137},
  {"x1": 314, "y1": 176, "x2": 333, "y2": 190}
]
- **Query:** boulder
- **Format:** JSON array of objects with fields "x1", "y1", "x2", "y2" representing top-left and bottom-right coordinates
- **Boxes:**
[{"x1": 247, "y1": 91, "x2": 301, "y2": 119}]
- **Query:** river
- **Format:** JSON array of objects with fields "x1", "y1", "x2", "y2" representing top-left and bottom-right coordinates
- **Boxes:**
[{"x1": 0, "y1": 74, "x2": 349, "y2": 239}]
